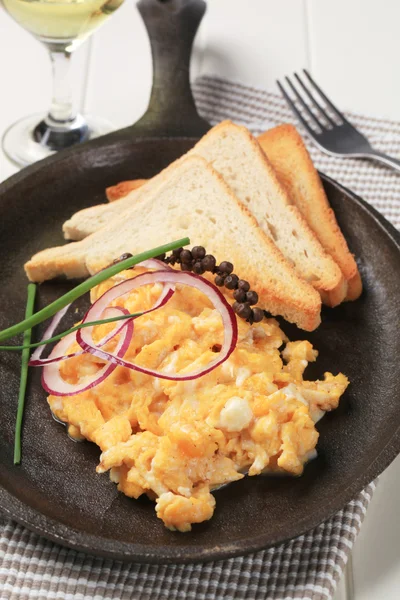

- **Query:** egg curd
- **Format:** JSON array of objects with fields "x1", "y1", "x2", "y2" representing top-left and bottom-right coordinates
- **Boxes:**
[{"x1": 48, "y1": 267, "x2": 349, "y2": 532}]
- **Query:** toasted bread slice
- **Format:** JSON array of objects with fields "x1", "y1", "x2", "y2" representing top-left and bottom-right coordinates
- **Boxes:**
[
  {"x1": 258, "y1": 124, "x2": 362, "y2": 301},
  {"x1": 26, "y1": 156, "x2": 321, "y2": 331},
  {"x1": 189, "y1": 121, "x2": 346, "y2": 307},
  {"x1": 63, "y1": 167, "x2": 178, "y2": 241},
  {"x1": 65, "y1": 122, "x2": 345, "y2": 305},
  {"x1": 106, "y1": 128, "x2": 362, "y2": 300},
  {"x1": 106, "y1": 179, "x2": 147, "y2": 202}
]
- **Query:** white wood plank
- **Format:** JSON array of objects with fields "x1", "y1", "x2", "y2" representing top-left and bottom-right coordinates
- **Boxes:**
[
  {"x1": 0, "y1": 151, "x2": 18, "y2": 182},
  {"x1": 198, "y1": 0, "x2": 310, "y2": 87},
  {"x1": 83, "y1": 1, "x2": 151, "y2": 128},
  {"x1": 84, "y1": 0, "x2": 205, "y2": 129},
  {"x1": 85, "y1": 0, "x2": 310, "y2": 129},
  {"x1": 333, "y1": 571, "x2": 348, "y2": 600},
  {"x1": 307, "y1": 0, "x2": 400, "y2": 120},
  {"x1": 351, "y1": 456, "x2": 400, "y2": 600}
]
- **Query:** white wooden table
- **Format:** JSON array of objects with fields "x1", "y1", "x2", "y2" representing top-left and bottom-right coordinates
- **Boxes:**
[{"x1": 1, "y1": 1, "x2": 399, "y2": 598}]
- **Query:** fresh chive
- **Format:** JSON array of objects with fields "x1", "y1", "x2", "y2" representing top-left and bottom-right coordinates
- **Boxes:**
[
  {"x1": 0, "y1": 311, "x2": 143, "y2": 352},
  {"x1": 14, "y1": 283, "x2": 37, "y2": 465},
  {"x1": 0, "y1": 238, "x2": 189, "y2": 344}
]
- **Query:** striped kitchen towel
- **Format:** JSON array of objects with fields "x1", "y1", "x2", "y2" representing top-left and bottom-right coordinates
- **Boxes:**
[{"x1": 2, "y1": 74, "x2": 400, "y2": 600}]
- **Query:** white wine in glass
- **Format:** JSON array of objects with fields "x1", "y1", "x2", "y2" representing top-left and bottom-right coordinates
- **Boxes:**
[{"x1": 1, "y1": 0, "x2": 125, "y2": 167}]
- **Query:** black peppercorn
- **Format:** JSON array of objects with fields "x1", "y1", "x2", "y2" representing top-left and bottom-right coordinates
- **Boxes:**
[
  {"x1": 193, "y1": 261, "x2": 205, "y2": 274},
  {"x1": 180, "y1": 262, "x2": 193, "y2": 271},
  {"x1": 235, "y1": 302, "x2": 252, "y2": 320},
  {"x1": 233, "y1": 288, "x2": 247, "y2": 302},
  {"x1": 192, "y1": 246, "x2": 206, "y2": 260},
  {"x1": 224, "y1": 274, "x2": 239, "y2": 290},
  {"x1": 252, "y1": 307, "x2": 264, "y2": 322},
  {"x1": 202, "y1": 254, "x2": 216, "y2": 271},
  {"x1": 237, "y1": 279, "x2": 250, "y2": 292},
  {"x1": 162, "y1": 245, "x2": 266, "y2": 326},
  {"x1": 113, "y1": 252, "x2": 133, "y2": 264},
  {"x1": 218, "y1": 261, "x2": 234, "y2": 274},
  {"x1": 214, "y1": 274, "x2": 226, "y2": 286},
  {"x1": 172, "y1": 248, "x2": 183, "y2": 263},
  {"x1": 180, "y1": 249, "x2": 193, "y2": 264},
  {"x1": 246, "y1": 290, "x2": 259, "y2": 305}
]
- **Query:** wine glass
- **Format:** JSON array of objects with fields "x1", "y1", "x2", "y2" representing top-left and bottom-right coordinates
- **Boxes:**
[{"x1": 1, "y1": 0, "x2": 125, "y2": 167}]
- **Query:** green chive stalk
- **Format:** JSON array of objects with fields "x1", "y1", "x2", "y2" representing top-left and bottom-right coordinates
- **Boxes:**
[
  {"x1": 0, "y1": 238, "x2": 189, "y2": 343},
  {"x1": 0, "y1": 311, "x2": 143, "y2": 352},
  {"x1": 14, "y1": 283, "x2": 37, "y2": 464}
]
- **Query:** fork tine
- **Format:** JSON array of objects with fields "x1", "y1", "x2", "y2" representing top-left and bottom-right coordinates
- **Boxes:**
[
  {"x1": 284, "y1": 76, "x2": 325, "y2": 131},
  {"x1": 294, "y1": 73, "x2": 336, "y2": 127},
  {"x1": 276, "y1": 80, "x2": 319, "y2": 138},
  {"x1": 303, "y1": 69, "x2": 348, "y2": 123}
]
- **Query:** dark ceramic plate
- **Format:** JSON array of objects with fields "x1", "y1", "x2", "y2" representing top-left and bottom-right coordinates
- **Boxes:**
[{"x1": 0, "y1": 156, "x2": 399, "y2": 563}]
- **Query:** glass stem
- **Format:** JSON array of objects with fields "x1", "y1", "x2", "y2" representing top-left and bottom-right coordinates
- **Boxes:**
[
  {"x1": 48, "y1": 48, "x2": 76, "y2": 124},
  {"x1": 33, "y1": 44, "x2": 90, "y2": 149}
]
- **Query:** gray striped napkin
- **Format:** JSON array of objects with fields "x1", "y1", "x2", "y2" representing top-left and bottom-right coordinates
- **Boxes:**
[{"x1": 2, "y1": 74, "x2": 400, "y2": 600}]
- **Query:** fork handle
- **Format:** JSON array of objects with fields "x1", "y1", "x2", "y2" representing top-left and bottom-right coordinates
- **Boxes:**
[{"x1": 366, "y1": 150, "x2": 400, "y2": 173}]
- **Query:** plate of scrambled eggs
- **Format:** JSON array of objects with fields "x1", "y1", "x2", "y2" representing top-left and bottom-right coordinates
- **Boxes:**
[
  {"x1": 1, "y1": 175, "x2": 400, "y2": 563},
  {"x1": 47, "y1": 267, "x2": 348, "y2": 533}
]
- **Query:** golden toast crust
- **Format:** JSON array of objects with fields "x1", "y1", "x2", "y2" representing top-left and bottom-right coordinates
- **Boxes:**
[
  {"x1": 192, "y1": 120, "x2": 346, "y2": 307},
  {"x1": 258, "y1": 124, "x2": 361, "y2": 301},
  {"x1": 106, "y1": 179, "x2": 147, "y2": 202}
]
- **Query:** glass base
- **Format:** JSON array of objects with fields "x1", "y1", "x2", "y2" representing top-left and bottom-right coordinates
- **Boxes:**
[{"x1": 2, "y1": 113, "x2": 114, "y2": 168}]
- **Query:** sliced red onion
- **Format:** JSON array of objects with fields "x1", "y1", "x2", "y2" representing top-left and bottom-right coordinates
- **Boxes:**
[
  {"x1": 137, "y1": 259, "x2": 173, "y2": 271},
  {"x1": 77, "y1": 271, "x2": 238, "y2": 381},
  {"x1": 30, "y1": 263, "x2": 175, "y2": 368},
  {"x1": 30, "y1": 304, "x2": 71, "y2": 363},
  {"x1": 81, "y1": 270, "x2": 175, "y2": 336},
  {"x1": 135, "y1": 258, "x2": 176, "y2": 309},
  {"x1": 29, "y1": 307, "x2": 131, "y2": 366},
  {"x1": 42, "y1": 308, "x2": 133, "y2": 396}
]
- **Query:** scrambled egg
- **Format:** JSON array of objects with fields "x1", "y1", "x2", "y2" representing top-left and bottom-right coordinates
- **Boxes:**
[{"x1": 48, "y1": 268, "x2": 349, "y2": 532}]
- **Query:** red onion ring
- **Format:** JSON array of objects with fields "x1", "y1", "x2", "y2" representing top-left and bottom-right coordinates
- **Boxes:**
[
  {"x1": 29, "y1": 307, "x2": 131, "y2": 366},
  {"x1": 42, "y1": 308, "x2": 133, "y2": 396},
  {"x1": 30, "y1": 304, "x2": 71, "y2": 364},
  {"x1": 134, "y1": 259, "x2": 176, "y2": 310},
  {"x1": 77, "y1": 271, "x2": 238, "y2": 381},
  {"x1": 30, "y1": 261, "x2": 175, "y2": 367},
  {"x1": 137, "y1": 259, "x2": 172, "y2": 271}
]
